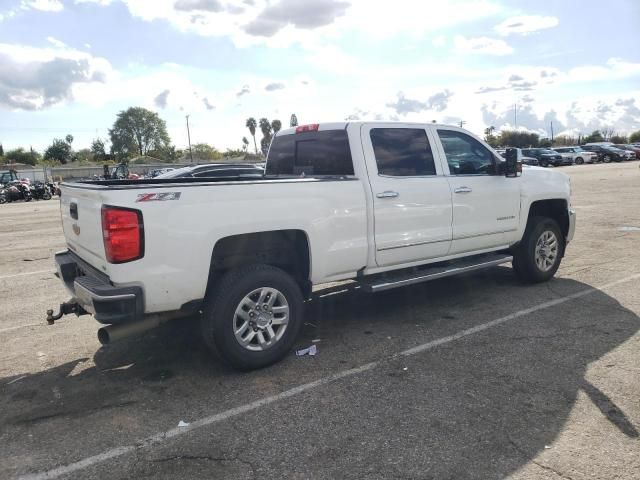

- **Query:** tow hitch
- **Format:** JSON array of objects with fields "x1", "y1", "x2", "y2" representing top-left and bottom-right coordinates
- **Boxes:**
[{"x1": 46, "y1": 300, "x2": 88, "y2": 325}]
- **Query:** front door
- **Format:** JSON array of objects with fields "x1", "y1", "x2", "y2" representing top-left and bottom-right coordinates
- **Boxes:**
[
  {"x1": 433, "y1": 127, "x2": 521, "y2": 255},
  {"x1": 361, "y1": 124, "x2": 453, "y2": 267}
]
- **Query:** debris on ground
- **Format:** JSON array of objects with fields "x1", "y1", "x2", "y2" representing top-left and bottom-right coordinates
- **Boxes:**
[
  {"x1": 178, "y1": 420, "x2": 190, "y2": 427},
  {"x1": 312, "y1": 339, "x2": 321, "y2": 343},
  {"x1": 295, "y1": 345, "x2": 317, "y2": 356}
]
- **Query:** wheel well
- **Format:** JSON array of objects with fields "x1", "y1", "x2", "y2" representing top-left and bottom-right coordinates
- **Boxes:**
[
  {"x1": 208, "y1": 230, "x2": 311, "y2": 296},
  {"x1": 527, "y1": 199, "x2": 569, "y2": 237}
]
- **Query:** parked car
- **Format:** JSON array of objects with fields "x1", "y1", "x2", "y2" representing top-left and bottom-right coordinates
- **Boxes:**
[
  {"x1": 613, "y1": 144, "x2": 640, "y2": 160},
  {"x1": 0, "y1": 169, "x2": 19, "y2": 185},
  {"x1": 156, "y1": 163, "x2": 265, "y2": 179},
  {"x1": 49, "y1": 122, "x2": 575, "y2": 370},
  {"x1": 552, "y1": 147, "x2": 598, "y2": 165},
  {"x1": 581, "y1": 145, "x2": 627, "y2": 162},
  {"x1": 521, "y1": 148, "x2": 568, "y2": 167},
  {"x1": 496, "y1": 148, "x2": 538, "y2": 166},
  {"x1": 148, "y1": 168, "x2": 175, "y2": 178}
]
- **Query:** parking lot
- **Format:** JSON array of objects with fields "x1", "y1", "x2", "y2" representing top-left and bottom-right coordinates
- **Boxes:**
[{"x1": 1, "y1": 162, "x2": 639, "y2": 480}]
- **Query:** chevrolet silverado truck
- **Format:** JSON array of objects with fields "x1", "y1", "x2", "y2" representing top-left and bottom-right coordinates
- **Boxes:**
[{"x1": 49, "y1": 122, "x2": 576, "y2": 370}]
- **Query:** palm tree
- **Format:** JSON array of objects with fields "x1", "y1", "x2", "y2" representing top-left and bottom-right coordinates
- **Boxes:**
[
  {"x1": 258, "y1": 118, "x2": 273, "y2": 156},
  {"x1": 245, "y1": 117, "x2": 258, "y2": 154},
  {"x1": 242, "y1": 136, "x2": 249, "y2": 152},
  {"x1": 271, "y1": 119, "x2": 282, "y2": 134}
]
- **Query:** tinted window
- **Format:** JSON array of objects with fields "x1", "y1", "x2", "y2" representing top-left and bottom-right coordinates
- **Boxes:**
[
  {"x1": 266, "y1": 130, "x2": 354, "y2": 176},
  {"x1": 437, "y1": 130, "x2": 495, "y2": 175},
  {"x1": 370, "y1": 128, "x2": 436, "y2": 176},
  {"x1": 193, "y1": 167, "x2": 263, "y2": 178}
]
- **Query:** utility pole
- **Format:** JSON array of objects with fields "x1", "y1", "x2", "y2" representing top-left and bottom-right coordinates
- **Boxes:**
[
  {"x1": 185, "y1": 115, "x2": 193, "y2": 162},
  {"x1": 550, "y1": 121, "x2": 554, "y2": 144},
  {"x1": 514, "y1": 104, "x2": 518, "y2": 129},
  {"x1": 458, "y1": 120, "x2": 466, "y2": 128}
]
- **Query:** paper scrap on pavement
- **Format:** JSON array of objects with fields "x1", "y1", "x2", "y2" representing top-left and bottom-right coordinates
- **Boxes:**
[
  {"x1": 178, "y1": 420, "x2": 190, "y2": 427},
  {"x1": 295, "y1": 345, "x2": 317, "y2": 356}
]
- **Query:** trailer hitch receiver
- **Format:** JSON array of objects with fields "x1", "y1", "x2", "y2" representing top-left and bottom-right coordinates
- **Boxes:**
[{"x1": 46, "y1": 300, "x2": 88, "y2": 325}]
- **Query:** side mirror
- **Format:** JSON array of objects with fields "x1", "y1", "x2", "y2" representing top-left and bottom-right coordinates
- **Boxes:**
[{"x1": 505, "y1": 148, "x2": 522, "y2": 177}]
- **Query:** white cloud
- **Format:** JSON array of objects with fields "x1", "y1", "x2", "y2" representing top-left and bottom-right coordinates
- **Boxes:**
[
  {"x1": 494, "y1": 15, "x2": 559, "y2": 36},
  {"x1": 0, "y1": 42, "x2": 112, "y2": 110},
  {"x1": 82, "y1": 0, "x2": 504, "y2": 47},
  {"x1": 47, "y1": 36, "x2": 66, "y2": 48},
  {"x1": 22, "y1": 0, "x2": 63, "y2": 12},
  {"x1": 454, "y1": 35, "x2": 513, "y2": 55}
]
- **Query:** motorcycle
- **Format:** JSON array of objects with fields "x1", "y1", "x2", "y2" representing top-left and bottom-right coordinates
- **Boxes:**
[
  {"x1": 3, "y1": 181, "x2": 33, "y2": 202},
  {"x1": 31, "y1": 181, "x2": 53, "y2": 200},
  {"x1": 0, "y1": 186, "x2": 8, "y2": 204}
]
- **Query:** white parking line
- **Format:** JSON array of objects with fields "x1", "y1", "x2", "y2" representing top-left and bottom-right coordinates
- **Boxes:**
[
  {"x1": 16, "y1": 272, "x2": 640, "y2": 480},
  {"x1": 0, "y1": 270, "x2": 52, "y2": 280}
]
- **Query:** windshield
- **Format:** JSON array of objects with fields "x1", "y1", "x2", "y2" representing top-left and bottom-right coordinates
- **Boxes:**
[{"x1": 156, "y1": 166, "x2": 194, "y2": 179}]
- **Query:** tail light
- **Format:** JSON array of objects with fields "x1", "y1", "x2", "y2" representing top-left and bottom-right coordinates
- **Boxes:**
[
  {"x1": 101, "y1": 206, "x2": 144, "y2": 263},
  {"x1": 295, "y1": 124, "x2": 319, "y2": 133}
]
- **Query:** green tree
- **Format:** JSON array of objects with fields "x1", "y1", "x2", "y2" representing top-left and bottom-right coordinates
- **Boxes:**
[
  {"x1": 539, "y1": 138, "x2": 552, "y2": 148},
  {"x1": 224, "y1": 148, "x2": 245, "y2": 158},
  {"x1": 583, "y1": 130, "x2": 604, "y2": 143},
  {"x1": 91, "y1": 138, "x2": 107, "y2": 161},
  {"x1": 629, "y1": 130, "x2": 640, "y2": 143},
  {"x1": 44, "y1": 139, "x2": 73, "y2": 164},
  {"x1": 245, "y1": 117, "x2": 258, "y2": 154},
  {"x1": 109, "y1": 107, "x2": 171, "y2": 159},
  {"x1": 242, "y1": 136, "x2": 249, "y2": 152},
  {"x1": 498, "y1": 130, "x2": 539, "y2": 148},
  {"x1": 554, "y1": 135, "x2": 578, "y2": 146},
  {"x1": 75, "y1": 148, "x2": 93, "y2": 163},
  {"x1": 0, "y1": 143, "x2": 4, "y2": 158},
  {"x1": 65, "y1": 134, "x2": 74, "y2": 145},
  {"x1": 610, "y1": 135, "x2": 628, "y2": 144},
  {"x1": 271, "y1": 119, "x2": 282, "y2": 134},
  {"x1": 5, "y1": 147, "x2": 40, "y2": 166},
  {"x1": 483, "y1": 126, "x2": 498, "y2": 147},
  {"x1": 259, "y1": 118, "x2": 273, "y2": 156},
  {"x1": 191, "y1": 143, "x2": 223, "y2": 161}
]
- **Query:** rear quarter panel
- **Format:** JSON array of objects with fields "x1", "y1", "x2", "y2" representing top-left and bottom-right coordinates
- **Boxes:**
[{"x1": 96, "y1": 179, "x2": 368, "y2": 313}]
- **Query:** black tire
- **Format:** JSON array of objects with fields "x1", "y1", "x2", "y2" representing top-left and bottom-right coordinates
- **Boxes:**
[
  {"x1": 512, "y1": 216, "x2": 564, "y2": 284},
  {"x1": 603, "y1": 155, "x2": 611, "y2": 163},
  {"x1": 43, "y1": 191, "x2": 52, "y2": 200},
  {"x1": 539, "y1": 159, "x2": 549, "y2": 167},
  {"x1": 201, "y1": 264, "x2": 304, "y2": 370},
  {"x1": 575, "y1": 157, "x2": 584, "y2": 165}
]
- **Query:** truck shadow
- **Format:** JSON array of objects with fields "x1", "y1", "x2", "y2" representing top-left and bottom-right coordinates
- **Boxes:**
[{"x1": 1, "y1": 269, "x2": 638, "y2": 478}]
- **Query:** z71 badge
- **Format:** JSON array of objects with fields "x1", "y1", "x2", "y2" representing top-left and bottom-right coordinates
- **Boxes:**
[{"x1": 136, "y1": 192, "x2": 181, "y2": 202}]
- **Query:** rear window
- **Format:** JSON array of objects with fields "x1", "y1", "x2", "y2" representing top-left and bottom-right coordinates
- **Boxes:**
[{"x1": 266, "y1": 130, "x2": 354, "y2": 176}]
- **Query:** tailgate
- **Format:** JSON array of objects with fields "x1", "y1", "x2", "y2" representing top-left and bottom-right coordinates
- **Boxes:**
[{"x1": 60, "y1": 184, "x2": 107, "y2": 271}]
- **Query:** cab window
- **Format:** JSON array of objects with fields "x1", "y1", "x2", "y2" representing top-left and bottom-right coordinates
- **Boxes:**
[
  {"x1": 370, "y1": 128, "x2": 436, "y2": 176},
  {"x1": 438, "y1": 130, "x2": 495, "y2": 175}
]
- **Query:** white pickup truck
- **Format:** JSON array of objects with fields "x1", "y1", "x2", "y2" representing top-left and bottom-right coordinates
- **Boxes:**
[{"x1": 50, "y1": 122, "x2": 575, "y2": 369}]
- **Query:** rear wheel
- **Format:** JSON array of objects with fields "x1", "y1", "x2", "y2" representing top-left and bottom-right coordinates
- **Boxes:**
[
  {"x1": 539, "y1": 159, "x2": 549, "y2": 168},
  {"x1": 513, "y1": 216, "x2": 564, "y2": 283},
  {"x1": 42, "y1": 190, "x2": 52, "y2": 200},
  {"x1": 575, "y1": 157, "x2": 584, "y2": 165},
  {"x1": 201, "y1": 264, "x2": 304, "y2": 370},
  {"x1": 603, "y1": 155, "x2": 611, "y2": 163}
]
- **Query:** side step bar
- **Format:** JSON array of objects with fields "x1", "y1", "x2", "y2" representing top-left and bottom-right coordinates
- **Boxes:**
[{"x1": 360, "y1": 252, "x2": 513, "y2": 293}]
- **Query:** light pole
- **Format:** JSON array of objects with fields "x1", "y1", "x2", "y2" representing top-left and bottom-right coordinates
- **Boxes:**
[{"x1": 185, "y1": 115, "x2": 193, "y2": 162}]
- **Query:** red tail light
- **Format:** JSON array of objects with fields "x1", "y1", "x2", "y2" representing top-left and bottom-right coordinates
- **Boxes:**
[
  {"x1": 295, "y1": 123, "x2": 319, "y2": 133},
  {"x1": 101, "y1": 206, "x2": 144, "y2": 263}
]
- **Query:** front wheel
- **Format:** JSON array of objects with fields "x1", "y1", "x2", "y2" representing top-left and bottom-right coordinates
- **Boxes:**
[
  {"x1": 603, "y1": 155, "x2": 611, "y2": 163},
  {"x1": 42, "y1": 190, "x2": 52, "y2": 200},
  {"x1": 201, "y1": 264, "x2": 304, "y2": 370},
  {"x1": 539, "y1": 159, "x2": 549, "y2": 168},
  {"x1": 513, "y1": 216, "x2": 564, "y2": 283},
  {"x1": 575, "y1": 157, "x2": 584, "y2": 165}
]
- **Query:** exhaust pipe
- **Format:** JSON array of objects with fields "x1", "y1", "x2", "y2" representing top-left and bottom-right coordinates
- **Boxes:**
[{"x1": 97, "y1": 312, "x2": 183, "y2": 345}]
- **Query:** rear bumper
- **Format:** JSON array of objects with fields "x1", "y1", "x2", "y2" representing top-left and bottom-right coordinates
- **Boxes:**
[
  {"x1": 567, "y1": 209, "x2": 576, "y2": 244},
  {"x1": 55, "y1": 250, "x2": 143, "y2": 324}
]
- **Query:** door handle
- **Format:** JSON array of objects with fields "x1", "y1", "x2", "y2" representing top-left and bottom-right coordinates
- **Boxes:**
[
  {"x1": 376, "y1": 191, "x2": 399, "y2": 199},
  {"x1": 454, "y1": 186, "x2": 472, "y2": 194}
]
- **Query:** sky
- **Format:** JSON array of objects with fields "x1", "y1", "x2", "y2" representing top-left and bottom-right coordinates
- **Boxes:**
[{"x1": 0, "y1": 0, "x2": 639, "y2": 153}]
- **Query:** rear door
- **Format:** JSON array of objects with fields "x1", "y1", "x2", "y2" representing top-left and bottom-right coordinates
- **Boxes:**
[
  {"x1": 433, "y1": 127, "x2": 521, "y2": 255},
  {"x1": 361, "y1": 123, "x2": 452, "y2": 267}
]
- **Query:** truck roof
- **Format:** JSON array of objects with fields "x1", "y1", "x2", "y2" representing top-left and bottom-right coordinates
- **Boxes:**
[{"x1": 277, "y1": 121, "x2": 464, "y2": 137}]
